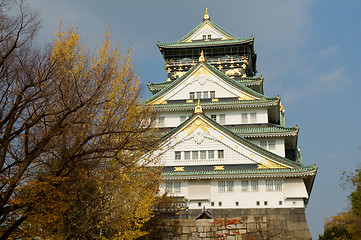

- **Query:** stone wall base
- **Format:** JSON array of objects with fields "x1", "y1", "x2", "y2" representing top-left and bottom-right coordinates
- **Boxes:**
[{"x1": 146, "y1": 208, "x2": 311, "y2": 240}]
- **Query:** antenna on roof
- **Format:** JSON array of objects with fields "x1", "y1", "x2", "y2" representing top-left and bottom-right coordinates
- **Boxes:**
[{"x1": 204, "y1": 7, "x2": 210, "y2": 20}]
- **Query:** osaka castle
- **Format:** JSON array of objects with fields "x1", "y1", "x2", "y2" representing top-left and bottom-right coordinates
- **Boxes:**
[{"x1": 143, "y1": 8, "x2": 317, "y2": 216}]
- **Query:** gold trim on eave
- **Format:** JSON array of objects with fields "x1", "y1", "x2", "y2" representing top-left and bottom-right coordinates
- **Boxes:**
[
  {"x1": 257, "y1": 159, "x2": 287, "y2": 169},
  {"x1": 174, "y1": 167, "x2": 184, "y2": 172},
  {"x1": 214, "y1": 166, "x2": 224, "y2": 171}
]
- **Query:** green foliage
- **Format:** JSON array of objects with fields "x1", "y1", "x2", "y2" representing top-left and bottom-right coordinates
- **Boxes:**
[{"x1": 318, "y1": 225, "x2": 352, "y2": 240}]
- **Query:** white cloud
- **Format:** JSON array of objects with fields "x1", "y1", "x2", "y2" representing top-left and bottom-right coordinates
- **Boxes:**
[{"x1": 318, "y1": 67, "x2": 351, "y2": 89}]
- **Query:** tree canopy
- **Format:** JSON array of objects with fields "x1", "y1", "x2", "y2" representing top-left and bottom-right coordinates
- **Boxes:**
[{"x1": 0, "y1": 1, "x2": 160, "y2": 239}]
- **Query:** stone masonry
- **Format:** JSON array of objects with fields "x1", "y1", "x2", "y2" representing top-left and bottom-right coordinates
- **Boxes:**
[{"x1": 149, "y1": 208, "x2": 312, "y2": 240}]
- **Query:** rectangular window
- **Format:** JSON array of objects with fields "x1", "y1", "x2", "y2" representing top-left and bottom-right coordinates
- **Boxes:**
[
  {"x1": 211, "y1": 115, "x2": 217, "y2": 121},
  {"x1": 210, "y1": 91, "x2": 215, "y2": 98},
  {"x1": 219, "y1": 202, "x2": 222, "y2": 206},
  {"x1": 208, "y1": 35, "x2": 211, "y2": 39},
  {"x1": 166, "y1": 182, "x2": 173, "y2": 192},
  {"x1": 166, "y1": 182, "x2": 181, "y2": 193},
  {"x1": 268, "y1": 141, "x2": 276, "y2": 150},
  {"x1": 198, "y1": 202, "x2": 201, "y2": 207},
  {"x1": 175, "y1": 151, "x2": 181, "y2": 160},
  {"x1": 260, "y1": 141, "x2": 267, "y2": 149},
  {"x1": 180, "y1": 116, "x2": 187, "y2": 123},
  {"x1": 227, "y1": 181, "x2": 234, "y2": 192},
  {"x1": 174, "y1": 182, "x2": 181, "y2": 193},
  {"x1": 266, "y1": 180, "x2": 274, "y2": 192},
  {"x1": 251, "y1": 180, "x2": 259, "y2": 191},
  {"x1": 202, "y1": 35, "x2": 206, "y2": 40},
  {"x1": 211, "y1": 202, "x2": 214, "y2": 206},
  {"x1": 190, "y1": 92, "x2": 195, "y2": 99},
  {"x1": 218, "y1": 181, "x2": 225, "y2": 192},
  {"x1": 158, "y1": 116, "x2": 165, "y2": 126},
  {"x1": 250, "y1": 112, "x2": 257, "y2": 122},
  {"x1": 241, "y1": 180, "x2": 249, "y2": 192},
  {"x1": 241, "y1": 113, "x2": 248, "y2": 123},
  {"x1": 218, "y1": 150, "x2": 224, "y2": 159},
  {"x1": 279, "y1": 201, "x2": 283, "y2": 206},
  {"x1": 208, "y1": 150, "x2": 214, "y2": 159},
  {"x1": 184, "y1": 151, "x2": 190, "y2": 160},
  {"x1": 219, "y1": 114, "x2": 225, "y2": 124},
  {"x1": 264, "y1": 201, "x2": 268, "y2": 206},
  {"x1": 275, "y1": 180, "x2": 283, "y2": 191},
  {"x1": 200, "y1": 150, "x2": 206, "y2": 159},
  {"x1": 196, "y1": 91, "x2": 202, "y2": 99},
  {"x1": 203, "y1": 91, "x2": 208, "y2": 98},
  {"x1": 236, "y1": 202, "x2": 239, "y2": 206},
  {"x1": 192, "y1": 151, "x2": 198, "y2": 159},
  {"x1": 256, "y1": 201, "x2": 260, "y2": 206}
]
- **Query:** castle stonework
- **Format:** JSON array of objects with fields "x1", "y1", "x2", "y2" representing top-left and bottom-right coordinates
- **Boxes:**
[{"x1": 142, "y1": 8, "x2": 316, "y2": 239}]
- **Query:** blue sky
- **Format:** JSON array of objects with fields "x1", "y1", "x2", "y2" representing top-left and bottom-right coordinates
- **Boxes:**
[{"x1": 30, "y1": 0, "x2": 361, "y2": 238}]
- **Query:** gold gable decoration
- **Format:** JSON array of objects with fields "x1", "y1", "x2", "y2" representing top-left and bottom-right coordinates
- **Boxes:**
[
  {"x1": 257, "y1": 159, "x2": 287, "y2": 169},
  {"x1": 182, "y1": 118, "x2": 214, "y2": 136},
  {"x1": 194, "y1": 99, "x2": 203, "y2": 113}
]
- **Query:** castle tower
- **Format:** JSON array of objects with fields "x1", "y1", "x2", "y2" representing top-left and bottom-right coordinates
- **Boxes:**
[{"x1": 143, "y1": 8, "x2": 316, "y2": 239}]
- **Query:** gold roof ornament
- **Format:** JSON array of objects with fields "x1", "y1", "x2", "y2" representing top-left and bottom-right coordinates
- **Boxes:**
[
  {"x1": 199, "y1": 50, "x2": 205, "y2": 62},
  {"x1": 194, "y1": 99, "x2": 203, "y2": 113},
  {"x1": 204, "y1": 7, "x2": 209, "y2": 20}
]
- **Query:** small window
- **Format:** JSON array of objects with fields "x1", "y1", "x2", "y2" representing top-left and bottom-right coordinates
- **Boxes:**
[
  {"x1": 236, "y1": 202, "x2": 239, "y2": 206},
  {"x1": 158, "y1": 116, "x2": 165, "y2": 126},
  {"x1": 241, "y1": 113, "x2": 248, "y2": 123},
  {"x1": 207, "y1": 34, "x2": 211, "y2": 39},
  {"x1": 266, "y1": 180, "x2": 274, "y2": 191},
  {"x1": 211, "y1": 202, "x2": 214, "y2": 206},
  {"x1": 211, "y1": 115, "x2": 217, "y2": 121},
  {"x1": 198, "y1": 202, "x2": 202, "y2": 207},
  {"x1": 251, "y1": 180, "x2": 259, "y2": 191},
  {"x1": 218, "y1": 181, "x2": 225, "y2": 192},
  {"x1": 203, "y1": 91, "x2": 208, "y2": 98},
  {"x1": 256, "y1": 201, "x2": 260, "y2": 206},
  {"x1": 202, "y1": 35, "x2": 206, "y2": 40},
  {"x1": 184, "y1": 151, "x2": 190, "y2": 160},
  {"x1": 180, "y1": 116, "x2": 187, "y2": 123},
  {"x1": 250, "y1": 112, "x2": 257, "y2": 122},
  {"x1": 279, "y1": 201, "x2": 283, "y2": 206},
  {"x1": 166, "y1": 182, "x2": 173, "y2": 192},
  {"x1": 268, "y1": 141, "x2": 276, "y2": 150},
  {"x1": 200, "y1": 150, "x2": 206, "y2": 159},
  {"x1": 218, "y1": 150, "x2": 224, "y2": 159},
  {"x1": 227, "y1": 181, "x2": 234, "y2": 192},
  {"x1": 260, "y1": 141, "x2": 267, "y2": 149},
  {"x1": 190, "y1": 92, "x2": 195, "y2": 99},
  {"x1": 219, "y1": 114, "x2": 225, "y2": 124},
  {"x1": 264, "y1": 201, "x2": 268, "y2": 206},
  {"x1": 218, "y1": 202, "x2": 222, "y2": 206},
  {"x1": 174, "y1": 182, "x2": 181, "y2": 193},
  {"x1": 241, "y1": 180, "x2": 249, "y2": 192},
  {"x1": 208, "y1": 150, "x2": 214, "y2": 159},
  {"x1": 210, "y1": 91, "x2": 215, "y2": 98},
  {"x1": 293, "y1": 201, "x2": 296, "y2": 205},
  {"x1": 275, "y1": 180, "x2": 282, "y2": 191},
  {"x1": 192, "y1": 151, "x2": 198, "y2": 159},
  {"x1": 175, "y1": 151, "x2": 181, "y2": 160},
  {"x1": 196, "y1": 91, "x2": 202, "y2": 99}
]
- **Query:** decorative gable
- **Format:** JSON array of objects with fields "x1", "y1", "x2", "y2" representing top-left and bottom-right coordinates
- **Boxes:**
[
  {"x1": 149, "y1": 63, "x2": 263, "y2": 104},
  {"x1": 181, "y1": 21, "x2": 232, "y2": 42},
  {"x1": 148, "y1": 114, "x2": 293, "y2": 170}
]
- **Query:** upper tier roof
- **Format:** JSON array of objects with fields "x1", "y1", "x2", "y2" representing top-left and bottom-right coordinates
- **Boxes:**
[{"x1": 157, "y1": 8, "x2": 253, "y2": 49}]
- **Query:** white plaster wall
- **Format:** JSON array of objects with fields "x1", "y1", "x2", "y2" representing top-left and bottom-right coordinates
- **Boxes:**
[
  {"x1": 156, "y1": 108, "x2": 269, "y2": 128},
  {"x1": 249, "y1": 138, "x2": 285, "y2": 157},
  {"x1": 162, "y1": 178, "x2": 306, "y2": 209}
]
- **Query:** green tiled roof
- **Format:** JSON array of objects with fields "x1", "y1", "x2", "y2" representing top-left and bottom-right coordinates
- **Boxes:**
[
  {"x1": 152, "y1": 99, "x2": 278, "y2": 109},
  {"x1": 162, "y1": 167, "x2": 316, "y2": 177},
  {"x1": 228, "y1": 125, "x2": 297, "y2": 135},
  {"x1": 178, "y1": 19, "x2": 239, "y2": 43},
  {"x1": 142, "y1": 61, "x2": 275, "y2": 105},
  {"x1": 158, "y1": 39, "x2": 252, "y2": 49}
]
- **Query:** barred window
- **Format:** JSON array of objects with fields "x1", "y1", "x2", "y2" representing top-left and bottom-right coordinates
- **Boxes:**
[
  {"x1": 275, "y1": 180, "x2": 283, "y2": 191},
  {"x1": 208, "y1": 150, "x2": 214, "y2": 159},
  {"x1": 203, "y1": 91, "x2": 209, "y2": 98},
  {"x1": 192, "y1": 151, "x2": 198, "y2": 159},
  {"x1": 218, "y1": 150, "x2": 224, "y2": 159},
  {"x1": 200, "y1": 150, "x2": 206, "y2": 159},
  {"x1": 266, "y1": 180, "x2": 274, "y2": 191},
  {"x1": 219, "y1": 114, "x2": 226, "y2": 124},
  {"x1": 175, "y1": 151, "x2": 181, "y2": 160},
  {"x1": 227, "y1": 181, "x2": 234, "y2": 192},
  {"x1": 218, "y1": 181, "x2": 225, "y2": 192},
  {"x1": 241, "y1": 113, "x2": 248, "y2": 123},
  {"x1": 241, "y1": 180, "x2": 249, "y2": 192},
  {"x1": 251, "y1": 180, "x2": 259, "y2": 191},
  {"x1": 196, "y1": 91, "x2": 202, "y2": 99},
  {"x1": 190, "y1": 92, "x2": 195, "y2": 99},
  {"x1": 210, "y1": 91, "x2": 215, "y2": 98},
  {"x1": 250, "y1": 112, "x2": 257, "y2": 122},
  {"x1": 184, "y1": 151, "x2": 190, "y2": 160}
]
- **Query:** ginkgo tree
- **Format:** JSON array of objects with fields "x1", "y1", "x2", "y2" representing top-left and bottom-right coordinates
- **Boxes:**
[{"x1": 0, "y1": 1, "x2": 160, "y2": 239}]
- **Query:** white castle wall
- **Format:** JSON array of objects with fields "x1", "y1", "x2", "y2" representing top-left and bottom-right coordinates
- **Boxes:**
[{"x1": 160, "y1": 178, "x2": 307, "y2": 209}]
